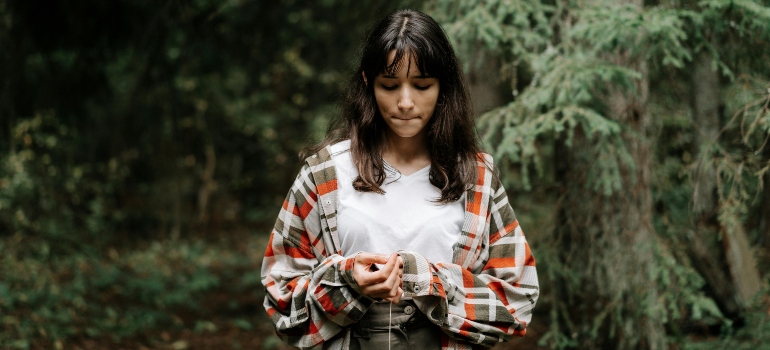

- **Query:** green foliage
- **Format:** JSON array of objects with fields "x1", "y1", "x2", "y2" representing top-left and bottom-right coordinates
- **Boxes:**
[
  {"x1": 696, "y1": 0, "x2": 770, "y2": 79},
  {"x1": 430, "y1": 0, "x2": 553, "y2": 62},
  {"x1": 0, "y1": 237, "x2": 263, "y2": 347},
  {"x1": 477, "y1": 48, "x2": 636, "y2": 191},
  {"x1": 1, "y1": 0, "x2": 768, "y2": 348},
  {"x1": 682, "y1": 308, "x2": 770, "y2": 349},
  {"x1": 0, "y1": 114, "x2": 129, "y2": 252},
  {"x1": 0, "y1": 1, "x2": 422, "y2": 347},
  {"x1": 0, "y1": 0, "x2": 418, "y2": 241},
  {"x1": 570, "y1": 5, "x2": 694, "y2": 68},
  {"x1": 435, "y1": 0, "x2": 770, "y2": 348},
  {"x1": 711, "y1": 78, "x2": 769, "y2": 247},
  {"x1": 700, "y1": 0, "x2": 770, "y2": 40},
  {"x1": 652, "y1": 242, "x2": 725, "y2": 324},
  {"x1": 469, "y1": 1, "x2": 696, "y2": 195}
]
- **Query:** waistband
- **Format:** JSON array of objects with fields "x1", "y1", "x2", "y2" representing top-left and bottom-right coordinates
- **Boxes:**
[{"x1": 352, "y1": 300, "x2": 433, "y2": 337}]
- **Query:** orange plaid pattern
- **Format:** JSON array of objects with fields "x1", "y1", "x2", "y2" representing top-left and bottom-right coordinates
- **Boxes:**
[{"x1": 261, "y1": 147, "x2": 539, "y2": 349}]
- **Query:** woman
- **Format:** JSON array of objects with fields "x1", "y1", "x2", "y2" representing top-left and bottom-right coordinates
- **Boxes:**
[{"x1": 261, "y1": 9, "x2": 538, "y2": 350}]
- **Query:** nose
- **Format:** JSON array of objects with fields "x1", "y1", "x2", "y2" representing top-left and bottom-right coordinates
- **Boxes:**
[{"x1": 397, "y1": 88, "x2": 415, "y2": 110}]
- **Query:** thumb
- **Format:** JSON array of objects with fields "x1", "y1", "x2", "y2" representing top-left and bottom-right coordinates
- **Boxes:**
[{"x1": 356, "y1": 252, "x2": 391, "y2": 265}]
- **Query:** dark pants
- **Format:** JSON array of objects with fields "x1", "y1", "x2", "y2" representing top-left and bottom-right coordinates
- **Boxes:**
[{"x1": 349, "y1": 300, "x2": 442, "y2": 350}]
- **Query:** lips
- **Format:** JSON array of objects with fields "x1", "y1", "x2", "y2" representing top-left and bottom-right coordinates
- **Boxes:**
[{"x1": 392, "y1": 116, "x2": 420, "y2": 120}]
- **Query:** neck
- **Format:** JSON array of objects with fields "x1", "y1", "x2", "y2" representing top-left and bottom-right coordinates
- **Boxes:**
[{"x1": 381, "y1": 129, "x2": 431, "y2": 172}]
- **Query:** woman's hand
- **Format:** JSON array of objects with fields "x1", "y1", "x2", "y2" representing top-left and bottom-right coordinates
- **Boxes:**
[{"x1": 352, "y1": 252, "x2": 403, "y2": 303}]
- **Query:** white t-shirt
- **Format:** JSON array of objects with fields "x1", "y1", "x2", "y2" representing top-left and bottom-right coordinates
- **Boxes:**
[{"x1": 330, "y1": 140, "x2": 465, "y2": 264}]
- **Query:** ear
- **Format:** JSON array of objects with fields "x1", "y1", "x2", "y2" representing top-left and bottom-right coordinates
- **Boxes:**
[{"x1": 361, "y1": 71, "x2": 368, "y2": 86}]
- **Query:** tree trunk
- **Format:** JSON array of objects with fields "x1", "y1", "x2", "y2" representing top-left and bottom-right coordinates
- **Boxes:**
[
  {"x1": 467, "y1": 56, "x2": 506, "y2": 116},
  {"x1": 689, "y1": 51, "x2": 742, "y2": 316},
  {"x1": 690, "y1": 51, "x2": 761, "y2": 311},
  {"x1": 721, "y1": 210, "x2": 762, "y2": 305},
  {"x1": 605, "y1": 55, "x2": 666, "y2": 350},
  {"x1": 552, "y1": 1, "x2": 666, "y2": 347},
  {"x1": 0, "y1": 6, "x2": 22, "y2": 153},
  {"x1": 760, "y1": 146, "x2": 770, "y2": 250}
]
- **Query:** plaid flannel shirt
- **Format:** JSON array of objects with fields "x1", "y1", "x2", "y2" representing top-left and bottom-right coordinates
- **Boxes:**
[{"x1": 261, "y1": 145, "x2": 539, "y2": 349}]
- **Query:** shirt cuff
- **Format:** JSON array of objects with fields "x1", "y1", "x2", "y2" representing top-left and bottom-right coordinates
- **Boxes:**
[{"x1": 397, "y1": 250, "x2": 434, "y2": 297}]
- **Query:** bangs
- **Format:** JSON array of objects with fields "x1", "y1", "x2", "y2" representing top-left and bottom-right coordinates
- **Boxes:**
[{"x1": 382, "y1": 42, "x2": 433, "y2": 77}]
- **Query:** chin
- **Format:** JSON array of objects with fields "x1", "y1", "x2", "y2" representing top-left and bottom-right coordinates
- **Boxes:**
[{"x1": 392, "y1": 130, "x2": 423, "y2": 138}]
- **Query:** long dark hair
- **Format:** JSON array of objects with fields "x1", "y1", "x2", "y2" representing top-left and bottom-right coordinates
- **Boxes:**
[{"x1": 312, "y1": 9, "x2": 481, "y2": 203}]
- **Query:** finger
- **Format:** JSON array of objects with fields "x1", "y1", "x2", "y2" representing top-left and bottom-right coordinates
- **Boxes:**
[
  {"x1": 390, "y1": 259, "x2": 400, "y2": 282},
  {"x1": 366, "y1": 287, "x2": 396, "y2": 299},
  {"x1": 365, "y1": 267, "x2": 398, "y2": 296},
  {"x1": 384, "y1": 264, "x2": 399, "y2": 290},
  {"x1": 353, "y1": 263, "x2": 387, "y2": 287},
  {"x1": 355, "y1": 255, "x2": 393, "y2": 286},
  {"x1": 381, "y1": 257, "x2": 400, "y2": 289},
  {"x1": 356, "y1": 269, "x2": 388, "y2": 286},
  {"x1": 388, "y1": 272, "x2": 400, "y2": 300},
  {"x1": 390, "y1": 287, "x2": 402, "y2": 304},
  {"x1": 377, "y1": 253, "x2": 398, "y2": 276},
  {"x1": 356, "y1": 252, "x2": 390, "y2": 265},
  {"x1": 360, "y1": 254, "x2": 396, "y2": 286},
  {"x1": 362, "y1": 265, "x2": 400, "y2": 298},
  {"x1": 375, "y1": 266, "x2": 400, "y2": 299},
  {"x1": 384, "y1": 286, "x2": 403, "y2": 304}
]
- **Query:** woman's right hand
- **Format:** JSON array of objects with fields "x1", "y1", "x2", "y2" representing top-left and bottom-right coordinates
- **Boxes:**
[{"x1": 352, "y1": 252, "x2": 403, "y2": 303}]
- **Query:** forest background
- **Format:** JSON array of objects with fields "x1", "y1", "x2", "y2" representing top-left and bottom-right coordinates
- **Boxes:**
[{"x1": 1, "y1": 0, "x2": 769, "y2": 349}]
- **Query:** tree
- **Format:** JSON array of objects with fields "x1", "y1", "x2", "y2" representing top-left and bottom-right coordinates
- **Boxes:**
[
  {"x1": 431, "y1": 0, "x2": 770, "y2": 348},
  {"x1": 689, "y1": 0, "x2": 768, "y2": 311},
  {"x1": 0, "y1": 0, "x2": 418, "y2": 244}
]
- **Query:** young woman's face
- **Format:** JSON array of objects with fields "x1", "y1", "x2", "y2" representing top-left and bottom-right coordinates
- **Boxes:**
[{"x1": 372, "y1": 51, "x2": 439, "y2": 141}]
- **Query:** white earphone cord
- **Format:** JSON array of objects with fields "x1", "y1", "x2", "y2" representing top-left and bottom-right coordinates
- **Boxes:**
[{"x1": 388, "y1": 302, "x2": 392, "y2": 350}]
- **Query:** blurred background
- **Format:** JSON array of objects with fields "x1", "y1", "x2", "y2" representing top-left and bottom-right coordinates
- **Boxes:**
[{"x1": 1, "y1": 0, "x2": 769, "y2": 349}]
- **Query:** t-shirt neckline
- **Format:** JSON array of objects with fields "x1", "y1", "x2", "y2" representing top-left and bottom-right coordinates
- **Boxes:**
[{"x1": 382, "y1": 159, "x2": 430, "y2": 184}]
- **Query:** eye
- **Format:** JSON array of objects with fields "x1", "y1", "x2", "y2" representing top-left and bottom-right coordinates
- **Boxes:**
[
  {"x1": 380, "y1": 84, "x2": 398, "y2": 91},
  {"x1": 415, "y1": 84, "x2": 432, "y2": 91}
]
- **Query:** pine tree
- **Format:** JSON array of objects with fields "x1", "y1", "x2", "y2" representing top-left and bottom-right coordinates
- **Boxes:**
[{"x1": 431, "y1": 0, "x2": 770, "y2": 348}]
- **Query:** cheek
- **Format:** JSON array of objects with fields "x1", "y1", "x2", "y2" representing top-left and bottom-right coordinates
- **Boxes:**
[
  {"x1": 373, "y1": 93, "x2": 392, "y2": 113},
  {"x1": 424, "y1": 92, "x2": 439, "y2": 112}
]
